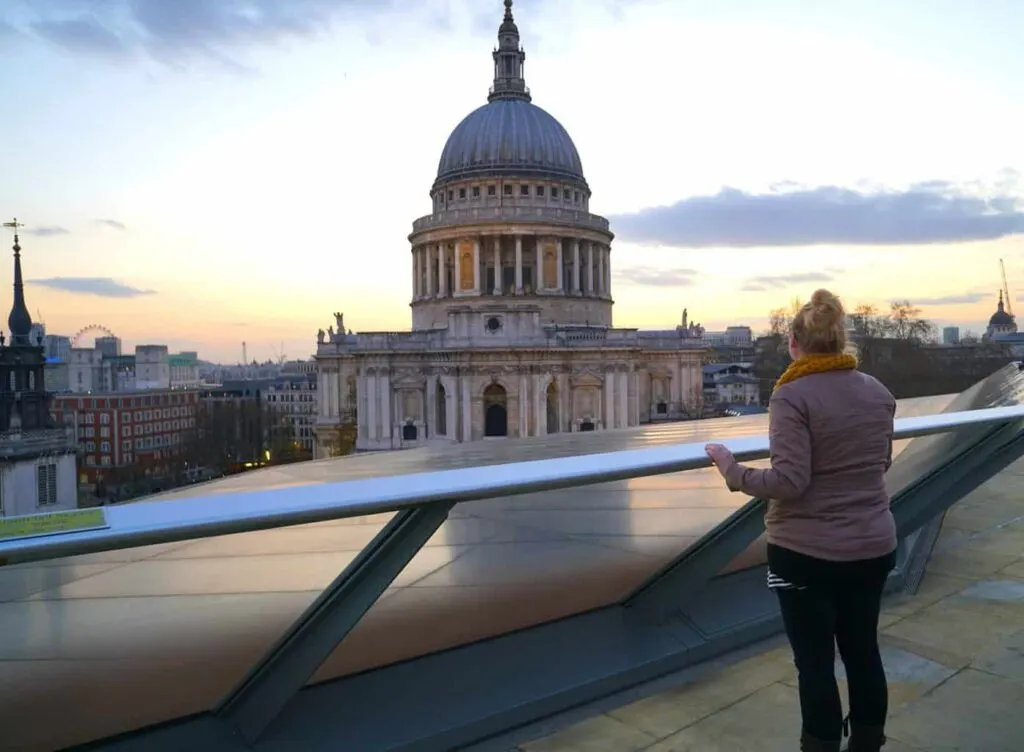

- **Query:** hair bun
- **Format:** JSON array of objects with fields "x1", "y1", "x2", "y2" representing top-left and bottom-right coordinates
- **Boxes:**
[{"x1": 810, "y1": 288, "x2": 841, "y2": 311}]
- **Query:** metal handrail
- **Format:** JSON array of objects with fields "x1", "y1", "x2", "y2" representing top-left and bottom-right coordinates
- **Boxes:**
[{"x1": 2, "y1": 404, "x2": 1024, "y2": 565}]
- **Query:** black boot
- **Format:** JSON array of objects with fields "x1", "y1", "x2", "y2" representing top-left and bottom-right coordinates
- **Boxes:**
[
  {"x1": 801, "y1": 731, "x2": 841, "y2": 751},
  {"x1": 842, "y1": 723, "x2": 886, "y2": 751}
]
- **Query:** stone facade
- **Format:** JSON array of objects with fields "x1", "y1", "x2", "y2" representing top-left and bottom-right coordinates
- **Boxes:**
[
  {"x1": 315, "y1": 309, "x2": 704, "y2": 453},
  {"x1": 313, "y1": 1, "x2": 707, "y2": 456}
]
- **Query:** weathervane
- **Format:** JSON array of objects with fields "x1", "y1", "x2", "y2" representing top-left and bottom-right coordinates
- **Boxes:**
[{"x1": 3, "y1": 218, "x2": 23, "y2": 248}]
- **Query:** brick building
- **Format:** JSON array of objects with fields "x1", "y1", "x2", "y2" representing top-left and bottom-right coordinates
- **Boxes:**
[{"x1": 51, "y1": 389, "x2": 199, "y2": 489}]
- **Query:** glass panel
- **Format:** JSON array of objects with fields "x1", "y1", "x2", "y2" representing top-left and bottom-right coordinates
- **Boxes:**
[
  {"x1": 6, "y1": 386, "x2": 995, "y2": 746},
  {"x1": 0, "y1": 525, "x2": 367, "y2": 750},
  {"x1": 311, "y1": 395, "x2": 962, "y2": 684}
]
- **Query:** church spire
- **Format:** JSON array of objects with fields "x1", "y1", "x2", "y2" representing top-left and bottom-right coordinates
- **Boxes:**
[
  {"x1": 2, "y1": 219, "x2": 33, "y2": 346},
  {"x1": 488, "y1": 0, "x2": 531, "y2": 103}
]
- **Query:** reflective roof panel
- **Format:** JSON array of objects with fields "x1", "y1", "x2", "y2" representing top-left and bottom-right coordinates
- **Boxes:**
[{"x1": 0, "y1": 396, "x2": 954, "y2": 750}]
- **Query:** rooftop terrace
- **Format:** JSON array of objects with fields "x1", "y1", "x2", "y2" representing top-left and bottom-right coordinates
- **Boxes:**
[
  {"x1": 0, "y1": 366, "x2": 1021, "y2": 751},
  {"x1": 515, "y1": 458, "x2": 1024, "y2": 751}
]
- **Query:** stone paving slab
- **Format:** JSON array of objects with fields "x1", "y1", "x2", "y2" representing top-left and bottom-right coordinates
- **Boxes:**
[{"x1": 516, "y1": 462, "x2": 1024, "y2": 752}]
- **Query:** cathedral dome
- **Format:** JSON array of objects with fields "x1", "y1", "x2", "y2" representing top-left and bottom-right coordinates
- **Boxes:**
[
  {"x1": 989, "y1": 291, "x2": 1015, "y2": 329},
  {"x1": 989, "y1": 309, "x2": 1014, "y2": 328},
  {"x1": 432, "y1": 0, "x2": 587, "y2": 191},
  {"x1": 435, "y1": 99, "x2": 586, "y2": 187}
]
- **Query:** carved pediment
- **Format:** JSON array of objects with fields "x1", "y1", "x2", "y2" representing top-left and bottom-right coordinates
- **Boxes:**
[
  {"x1": 392, "y1": 372, "x2": 427, "y2": 390},
  {"x1": 570, "y1": 369, "x2": 603, "y2": 388},
  {"x1": 648, "y1": 368, "x2": 673, "y2": 380}
]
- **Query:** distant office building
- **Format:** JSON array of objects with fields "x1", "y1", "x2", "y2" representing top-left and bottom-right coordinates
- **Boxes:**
[
  {"x1": 281, "y1": 359, "x2": 317, "y2": 375},
  {"x1": 942, "y1": 326, "x2": 960, "y2": 346},
  {"x1": 703, "y1": 363, "x2": 761, "y2": 408},
  {"x1": 266, "y1": 373, "x2": 317, "y2": 454},
  {"x1": 134, "y1": 345, "x2": 171, "y2": 390},
  {"x1": 43, "y1": 334, "x2": 71, "y2": 362},
  {"x1": 44, "y1": 358, "x2": 70, "y2": 393},
  {"x1": 703, "y1": 326, "x2": 753, "y2": 347},
  {"x1": 169, "y1": 352, "x2": 201, "y2": 388},
  {"x1": 95, "y1": 336, "x2": 122, "y2": 358}
]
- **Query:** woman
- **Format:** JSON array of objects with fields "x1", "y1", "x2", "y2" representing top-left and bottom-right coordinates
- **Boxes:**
[{"x1": 705, "y1": 289, "x2": 897, "y2": 752}]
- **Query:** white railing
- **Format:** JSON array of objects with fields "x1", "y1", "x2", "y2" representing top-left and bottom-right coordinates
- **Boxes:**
[{"x1": 2, "y1": 405, "x2": 1023, "y2": 565}]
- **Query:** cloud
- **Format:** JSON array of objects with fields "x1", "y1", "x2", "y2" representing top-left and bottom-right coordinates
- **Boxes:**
[
  {"x1": 16, "y1": 0, "x2": 388, "y2": 64},
  {"x1": 95, "y1": 218, "x2": 127, "y2": 231},
  {"x1": 28, "y1": 277, "x2": 155, "y2": 298},
  {"x1": 32, "y1": 18, "x2": 131, "y2": 57},
  {"x1": 740, "y1": 272, "x2": 834, "y2": 292},
  {"x1": 614, "y1": 266, "x2": 698, "y2": 287},
  {"x1": 609, "y1": 181, "x2": 1024, "y2": 248},
  {"x1": 24, "y1": 226, "x2": 70, "y2": 237},
  {"x1": 915, "y1": 293, "x2": 992, "y2": 306}
]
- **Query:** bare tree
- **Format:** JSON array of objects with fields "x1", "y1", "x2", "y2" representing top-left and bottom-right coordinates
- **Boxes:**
[{"x1": 887, "y1": 301, "x2": 935, "y2": 343}]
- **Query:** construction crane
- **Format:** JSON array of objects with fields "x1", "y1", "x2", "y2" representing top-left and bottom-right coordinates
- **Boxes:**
[
  {"x1": 1000, "y1": 258, "x2": 1014, "y2": 316},
  {"x1": 269, "y1": 341, "x2": 287, "y2": 365}
]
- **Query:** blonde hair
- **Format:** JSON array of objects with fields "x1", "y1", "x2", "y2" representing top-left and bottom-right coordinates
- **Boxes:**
[{"x1": 791, "y1": 288, "x2": 847, "y2": 354}]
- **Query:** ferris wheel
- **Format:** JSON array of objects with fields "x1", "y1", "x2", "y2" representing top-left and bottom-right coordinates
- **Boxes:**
[{"x1": 71, "y1": 324, "x2": 117, "y2": 348}]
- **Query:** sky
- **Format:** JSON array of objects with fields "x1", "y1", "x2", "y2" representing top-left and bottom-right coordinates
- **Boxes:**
[{"x1": 0, "y1": 0, "x2": 1022, "y2": 363}]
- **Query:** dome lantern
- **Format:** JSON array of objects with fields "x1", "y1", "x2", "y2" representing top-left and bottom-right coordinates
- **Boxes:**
[{"x1": 489, "y1": 0, "x2": 530, "y2": 104}]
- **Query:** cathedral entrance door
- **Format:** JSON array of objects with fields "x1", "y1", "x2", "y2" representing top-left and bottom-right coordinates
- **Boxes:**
[{"x1": 483, "y1": 384, "x2": 508, "y2": 437}]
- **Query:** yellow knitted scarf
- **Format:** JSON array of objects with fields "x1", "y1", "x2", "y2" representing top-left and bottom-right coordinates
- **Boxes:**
[{"x1": 775, "y1": 352, "x2": 858, "y2": 390}]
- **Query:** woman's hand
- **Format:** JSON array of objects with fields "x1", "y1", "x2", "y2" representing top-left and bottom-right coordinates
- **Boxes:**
[{"x1": 704, "y1": 443, "x2": 735, "y2": 479}]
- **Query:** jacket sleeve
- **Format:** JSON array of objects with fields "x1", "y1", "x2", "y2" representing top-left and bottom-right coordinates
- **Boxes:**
[
  {"x1": 884, "y1": 399, "x2": 896, "y2": 471},
  {"x1": 723, "y1": 393, "x2": 812, "y2": 501}
]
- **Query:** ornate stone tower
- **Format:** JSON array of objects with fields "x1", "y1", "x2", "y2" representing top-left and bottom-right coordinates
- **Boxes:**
[
  {"x1": 407, "y1": 0, "x2": 615, "y2": 331},
  {"x1": 0, "y1": 221, "x2": 53, "y2": 432}
]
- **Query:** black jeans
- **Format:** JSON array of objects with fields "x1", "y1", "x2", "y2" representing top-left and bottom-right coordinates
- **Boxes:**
[{"x1": 769, "y1": 543, "x2": 896, "y2": 742}]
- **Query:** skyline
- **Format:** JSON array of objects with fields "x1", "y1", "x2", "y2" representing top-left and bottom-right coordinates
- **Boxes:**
[{"x1": 1, "y1": 0, "x2": 1022, "y2": 362}]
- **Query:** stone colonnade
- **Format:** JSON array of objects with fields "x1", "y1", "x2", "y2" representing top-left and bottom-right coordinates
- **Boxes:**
[
  {"x1": 318, "y1": 364, "x2": 643, "y2": 450},
  {"x1": 411, "y1": 234, "x2": 612, "y2": 301}
]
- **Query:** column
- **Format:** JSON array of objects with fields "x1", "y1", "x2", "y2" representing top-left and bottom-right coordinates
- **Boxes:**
[
  {"x1": 630, "y1": 370, "x2": 640, "y2": 427},
  {"x1": 617, "y1": 368, "x2": 628, "y2": 430},
  {"x1": 555, "y1": 239, "x2": 564, "y2": 292},
  {"x1": 444, "y1": 376, "x2": 457, "y2": 439},
  {"x1": 412, "y1": 248, "x2": 421, "y2": 299},
  {"x1": 379, "y1": 371, "x2": 392, "y2": 448},
  {"x1": 356, "y1": 374, "x2": 368, "y2": 438},
  {"x1": 572, "y1": 240, "x2": 581, "y2": 294},
  {"x1": 461, "y1": 375, "x2": 472, "y2": 442},
  {"x1": 603, "y1": 370, "x2": 615, "y2": 430},
  {"x1": 437, "y1": 243, "x2": 447, "y2": 297},
  {"x1": 518, "y1": 372, "x2": 529, "y2": 437},
  {"x1": 597, "y1": 245, "x2": 605, "y2": 297},
  {"x1": 604, "y1": 246, "x2": 612, "y2": 296},
  {"x1": 328, "y1": 371, "x2": 338, "y2": 417},
  {"x1": 426, "y1": 379, "x2": 436, "y2": 437},
  {"x1": 454, "y1": 243, "x2": 462, "y2": 295},
  {"x1": 472, "y1": 237, "x2": 481, "y2": 292},
  {"x1": 534, "y1": 375, "x2": 546, "y2": 437},
  {"x1": 514, "y1": 235, "x2": 523, "y2": 294},
  {"x1": 366, "y1": 370, "x2": 378, "y2": 441},
  {"x1": 586, "y1": 242, "x2": 595, "y2": 296},
  {"x1": 492, "y1": 236, "x2": 501, "y2": 294},
  {"x1": 426, "y1": 245, "x2": 435, "y2": 298},
  {"x1": 318, "y1": 369, "x2": 327, "y2": 416}
]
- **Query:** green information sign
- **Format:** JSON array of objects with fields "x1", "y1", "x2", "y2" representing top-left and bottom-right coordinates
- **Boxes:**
[{"x1": 0, "y1": 508, "x2": 109, "y2": 543}]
